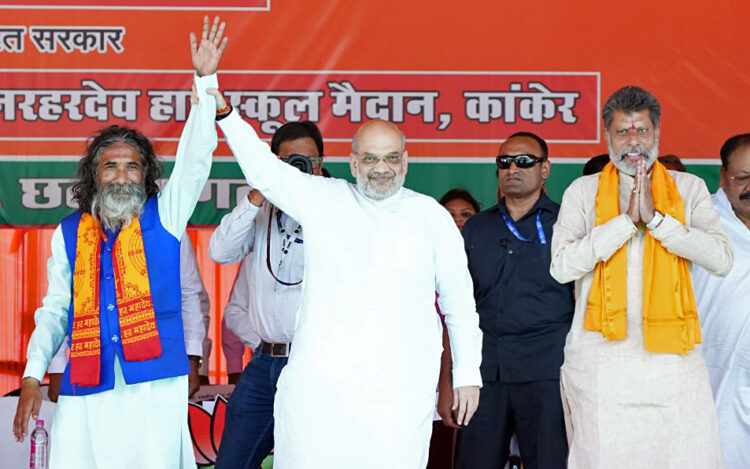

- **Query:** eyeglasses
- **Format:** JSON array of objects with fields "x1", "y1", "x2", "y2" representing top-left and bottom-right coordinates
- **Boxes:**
[
  {"x1": 496, "y1": 154, "x2": 546, "y2": 169},
  {"x1": 356, "y1": 152, "x2": 403, "y2": 166}
]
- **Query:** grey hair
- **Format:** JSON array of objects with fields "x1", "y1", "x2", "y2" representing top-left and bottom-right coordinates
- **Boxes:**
[
  {"x1": 602, "y1": 86, "x2": 661, "y2": 131},
  {"x1": 351, "y1": 127, "x2": 406, "y2": 153}
]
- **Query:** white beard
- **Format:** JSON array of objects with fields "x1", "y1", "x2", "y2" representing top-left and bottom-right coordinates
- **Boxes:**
[
  {"x1": 354, "y1": 161, "x2": 405, "y2": 201},
  {"x1": 91, "y1": 182, "x2": 146, "y2": 232},
  {"x1": 607, "y1": 135, "x2": 660, "y2": 176}
]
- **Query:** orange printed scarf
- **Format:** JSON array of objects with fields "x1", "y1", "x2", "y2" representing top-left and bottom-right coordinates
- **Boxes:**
[
  {"x1": 585, "y1": 161, "x2": 700, "y2": 354},
  {"x1": 70, "y1": 213, "x2": 162, "y2": 387}
]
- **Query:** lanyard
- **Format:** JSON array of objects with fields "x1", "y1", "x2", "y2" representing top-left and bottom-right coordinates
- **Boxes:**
[
  {"x1": 501, "y1": 209, "x2": 546, "y2": 244},
  {"x1": 276, "y1": 209, "x2": 303, "y2": 267},
  {"x1": 265, "y1": 207, "x2": 303, "y2": 286}
]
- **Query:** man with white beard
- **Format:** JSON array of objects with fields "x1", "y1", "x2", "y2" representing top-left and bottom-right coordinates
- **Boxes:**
[
  {"x1": 550, "y1": 86, "x2": 733, "y2": 468},
  {"x1": 192, "y1": 52, "x2": 482, "y2": 468},
  {"x1": 12, "y1": 16, "x2": 224, "y2": 469}
]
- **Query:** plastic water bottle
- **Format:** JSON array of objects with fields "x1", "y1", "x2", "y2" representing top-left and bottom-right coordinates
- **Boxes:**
[{"x1": 29, "y1": 419, "x2": 48, "y2": 468}]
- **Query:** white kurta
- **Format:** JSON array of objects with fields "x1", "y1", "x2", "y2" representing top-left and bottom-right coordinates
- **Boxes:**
[
  {"x1": 204, "y1": 75, "x2": 482, "y2": 469},
  {"x1": 550, "y1": 170, "x2": 733, "y2": 469},
  {"x1": 22, "y1": 73, "x2": 218, "y2": 469},
  {"x1": 693, "y1": 188, "x2": 750, "y2": 469}
]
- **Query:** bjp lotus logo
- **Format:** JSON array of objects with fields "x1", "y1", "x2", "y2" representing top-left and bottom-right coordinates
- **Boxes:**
[{"x1": 188, "y1": 395, "x2": 228, "y2": 466}]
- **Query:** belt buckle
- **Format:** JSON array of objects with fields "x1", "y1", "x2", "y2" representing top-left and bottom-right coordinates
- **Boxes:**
[{"x1": 270, "y1": 342, "x2": 289, "y2": 358}]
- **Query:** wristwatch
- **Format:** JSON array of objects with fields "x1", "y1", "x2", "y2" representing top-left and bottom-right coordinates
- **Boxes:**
[{"x1": 188, "y1": 355, "x2": 203, "y2": 368}]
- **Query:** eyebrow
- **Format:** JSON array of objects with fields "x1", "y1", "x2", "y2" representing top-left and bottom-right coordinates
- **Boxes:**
[{"x1": 363, "y1": 151, "x2": 400, "y2": 156}]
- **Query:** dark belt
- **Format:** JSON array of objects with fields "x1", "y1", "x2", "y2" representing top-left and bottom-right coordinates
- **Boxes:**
[{"x1": 259, "y1": 340, "x2": 291, "y2": 358}]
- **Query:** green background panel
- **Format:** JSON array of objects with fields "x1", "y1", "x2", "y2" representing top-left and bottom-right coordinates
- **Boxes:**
[{"x1": 0, "y1": 161, "x2": 722, "y2": 226}]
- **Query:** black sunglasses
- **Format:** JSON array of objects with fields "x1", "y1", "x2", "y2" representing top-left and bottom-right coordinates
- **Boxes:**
[{"x1": 496, "y1": 154, "x2": 546, "y2": 169}]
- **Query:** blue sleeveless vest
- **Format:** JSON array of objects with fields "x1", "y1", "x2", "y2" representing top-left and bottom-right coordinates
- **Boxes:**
[{"x1": 59, "y1": 196, "x2": 189, "y2": 396}]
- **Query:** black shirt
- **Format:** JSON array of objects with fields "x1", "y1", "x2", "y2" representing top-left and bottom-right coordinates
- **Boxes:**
[{"x1": 462, "y1": 192, "x2": 574, "y2": 383}]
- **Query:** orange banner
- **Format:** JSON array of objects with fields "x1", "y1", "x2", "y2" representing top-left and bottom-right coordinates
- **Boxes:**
[{"x1": 1, "y1": 0, "x2": 748, "y2": 403}]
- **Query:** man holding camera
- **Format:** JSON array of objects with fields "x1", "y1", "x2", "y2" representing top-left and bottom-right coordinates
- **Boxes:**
[{"x1": 208, "y1": 120, "x2": 324, "y2": 469}]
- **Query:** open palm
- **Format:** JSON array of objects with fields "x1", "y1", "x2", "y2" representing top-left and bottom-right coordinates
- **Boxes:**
[{"x1": 190, "y1": 15, "x2": 228, "y2": 77}]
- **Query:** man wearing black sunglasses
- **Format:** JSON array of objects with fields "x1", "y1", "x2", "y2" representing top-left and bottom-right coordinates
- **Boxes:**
[{"x1": 454, "y1": 132, "x2": 574, "y2": 469}]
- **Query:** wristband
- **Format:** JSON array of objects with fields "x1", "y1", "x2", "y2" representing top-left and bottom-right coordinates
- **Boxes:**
[{"x1": 215, "y1": 105, "x2": 233, "y2": 121}]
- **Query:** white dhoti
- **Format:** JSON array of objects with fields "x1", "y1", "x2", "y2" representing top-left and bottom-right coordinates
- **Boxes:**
[
  {"x1": 561, "y1": 348, "x2": 721, "y2": 469},
  {"x1": 274, "y1": 352, "x2": 440, "y2": 468},
  {"x1": 50, "y1": 358, "x2": 195, "y2": 469}
]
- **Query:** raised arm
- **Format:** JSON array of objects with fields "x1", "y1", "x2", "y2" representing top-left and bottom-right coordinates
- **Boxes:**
[
  {"x1": 196, "y1": 85, "x2": 321, "y2": 225},
  {"x1": 158, "y1": 16, "x2": 226, "y2": 238},
  {"x1": 550, "y1": 178, "x2": 637, "y2": 283}
]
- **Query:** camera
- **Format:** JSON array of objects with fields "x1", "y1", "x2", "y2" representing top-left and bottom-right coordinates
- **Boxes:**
[{"x1": 282, "y1": 154, "x2": 314, "y2": 175}]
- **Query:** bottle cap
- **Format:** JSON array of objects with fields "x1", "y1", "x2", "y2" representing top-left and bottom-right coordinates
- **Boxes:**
[{"x1": 36, "y1": 419, "x2": 44, "y2": 426}]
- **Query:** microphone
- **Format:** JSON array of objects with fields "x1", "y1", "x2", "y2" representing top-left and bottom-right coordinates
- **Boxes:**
[{"x1": 499, "y1": 239, "x2": 511, "y2": 248}]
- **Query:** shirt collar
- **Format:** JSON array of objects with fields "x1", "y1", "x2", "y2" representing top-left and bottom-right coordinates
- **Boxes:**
[
  {"x1": 497, "y1": 191, "x2": 555, "y2": 220},
  {"x1": 714, "y1": 188, "x2": 750, "y2": 236}
]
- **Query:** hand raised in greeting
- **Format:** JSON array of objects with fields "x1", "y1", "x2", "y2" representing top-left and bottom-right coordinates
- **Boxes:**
[{"x1": 189, "y1": 15, "x2": 229, "y2": 77}]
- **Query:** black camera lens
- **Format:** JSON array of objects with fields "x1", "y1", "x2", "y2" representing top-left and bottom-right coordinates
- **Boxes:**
[{"x1": 282, "y1": 154, "x2": 314, "y2": 174}]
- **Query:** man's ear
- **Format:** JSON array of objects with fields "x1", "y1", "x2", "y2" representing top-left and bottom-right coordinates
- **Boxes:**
[
  {"x1": 719, "y1": 166, "x2": 728, "y2": 190},
  {"x1": 541, "y1": 158, "x2": 551, "y2": 181},
  {"x1": 349, "y1": 152, "x2": 358, "y2": 178},
  {"x1": 402, "y1": 150, "x2": 409, "y2": 175}
]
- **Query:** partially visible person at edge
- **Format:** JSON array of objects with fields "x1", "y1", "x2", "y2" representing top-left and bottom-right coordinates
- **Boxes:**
[
  {"x1": 692, "y1": 133, "x2": 750, "y2": 469},
  {"x1": 189, "y1": 23, "x2": 483, "y2": 466},
  {"x1": 221, "y1": 316, "x2": 246, "y2": 385},
  {"x1": 11, "y1": 16, "x2": 224, "y2": 468},
  {"x1": 209, "y1": 120, "x2": 326, "y2": 469},
  {"x1": 46, "y1": 234, "x2": 211, "y2": 402},
  {"x1": 550, "y1": 85, "x2": 733, "y2": 468},
  {"x1": 440, "y1": 188, "x2": 480, "y2": 231},
  {"x1": 583, "y1": 154, "x2": 610, "y2": 176},
  {"x1": 658, "y1": 154, "x2": 688, "y2": 172},
  {"x1": 448, "y1": 132, "x2": 574, "y2": 469},
  {"x1": 434, "y1": 188, "x2": 480, "y2": 432}
]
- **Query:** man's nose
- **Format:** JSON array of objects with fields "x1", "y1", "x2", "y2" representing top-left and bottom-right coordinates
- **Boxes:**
[
  {"x1": 113, "y1": 167, "x2": 129, "y2": 184},
  {"x1": 373, "y1": 158, "x2": 390, "y2": 172}
]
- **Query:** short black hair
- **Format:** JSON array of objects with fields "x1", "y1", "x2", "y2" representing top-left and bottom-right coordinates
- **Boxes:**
[
  {"x1": 271, "y1": 121, "x2": 324, "y2": 156},
  {"x1": 582, "y1": 154, "x2": 610, "y2": 176},
  {"x1": 602, "y1": 86, "x2": 661, "y2": 131},
  {"x1": 719, "y1": 133, "x2": 750, "y2": 169},
  {"x1": 657, "y1": 155, "x2": 687, "y2": 172},
  {"x1": 504, "y1": 131, "x2": 548, "y2": 160},
  {"x1": 439, "y1": 188, "x2": 480, "y2": 213}
]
